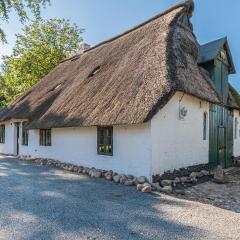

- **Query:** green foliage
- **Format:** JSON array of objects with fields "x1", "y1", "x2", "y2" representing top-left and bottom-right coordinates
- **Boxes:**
[
  {"x1": 0, "y1": 18, "x2": 84, "y2": 107},
  {"x1": 0, "y1": 0, "x2": 50, "y2": 43}
]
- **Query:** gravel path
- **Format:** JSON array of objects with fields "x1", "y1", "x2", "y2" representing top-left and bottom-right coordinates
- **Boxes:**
[{"x1": 0, "y1": 156, "x2": 239, "y2": 240}]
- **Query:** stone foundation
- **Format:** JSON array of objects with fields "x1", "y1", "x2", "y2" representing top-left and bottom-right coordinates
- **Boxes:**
[
  {"x1": 152, "y1": 164, "x2": 212, "y2": 194},
  {"x1": 18, "y1": 155, "x2": 155, "y2": 193}
]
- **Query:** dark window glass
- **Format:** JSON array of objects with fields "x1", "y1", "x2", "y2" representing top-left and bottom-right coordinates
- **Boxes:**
[
  {"x1": 22, "y1": 122, "x2": 29, "y2": 146},
  {"x1": 40, "y1": 129, "x2": 51, "y2": 146},
  {"x1": 97, "y1": 127, "x2": 113, "y2": 155},
  {"x1": 203, "y1": 112, "x2": 207, "y2": 140},
  {"x1": 0, "y1": 125, "x2": 5, "y2": 143},
  {"x1": 179, "y1": 13, "x2": 193, "y2": 30},
  {"x1": 235, "y1": 118, "x2": 238, "y2": 139}
]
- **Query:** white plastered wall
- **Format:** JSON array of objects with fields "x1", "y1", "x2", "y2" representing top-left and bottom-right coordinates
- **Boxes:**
[
  {"x1": 0, "y1": 91, "x2": 212, "y2": 178},
  {"x1": 0, "y1": 123, "x2": 18, "y2": 155},
  {"x1": 19, "y1": 123, "x2": 152, "y2": 178},
  {"x1": 150, "y1": 91, "x2": 210, "y2": 175},
  {"x1": 233, "y1": 109, "x2": 240, "y2": 157}
]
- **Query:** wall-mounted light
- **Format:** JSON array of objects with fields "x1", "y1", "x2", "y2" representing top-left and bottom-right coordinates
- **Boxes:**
[{"x1": 179, "y1": 107, "x2": 188, "y2": 119}]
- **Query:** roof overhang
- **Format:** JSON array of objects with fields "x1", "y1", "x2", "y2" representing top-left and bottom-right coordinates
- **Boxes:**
[{"x1": 0, "y1": 118, "x2": 29, "y2": 125}]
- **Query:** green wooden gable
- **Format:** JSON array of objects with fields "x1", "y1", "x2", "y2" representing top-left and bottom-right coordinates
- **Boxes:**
[
  {"x1": 198, "y1": 37, "x2": 236, "y2": 104},
  {"x1": 198, "y1": 38, "x2": 237, "y2": 169}
]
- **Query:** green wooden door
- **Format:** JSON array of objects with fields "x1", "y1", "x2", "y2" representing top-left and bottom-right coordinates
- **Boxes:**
[
  {"x1": 217, "y1": 126, "x2": 226, "y2": 167},
  {"x1": 209, "y1": 104, "x2": 233, "y2": 168}
]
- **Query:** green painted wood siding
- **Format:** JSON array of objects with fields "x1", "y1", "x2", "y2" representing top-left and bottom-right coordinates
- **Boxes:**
[
  {"x1": 209, "y1": 104, "x2": 233, "y2": 168},
  {"x1": 214, "y1": 57, "x2": 229, "y2": 103},
  {"x1": 201, "y1": 47, "x2": 234, "y2": 169}
]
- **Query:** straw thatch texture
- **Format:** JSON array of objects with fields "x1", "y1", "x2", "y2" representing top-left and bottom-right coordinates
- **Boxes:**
[{"x1": 0, "y1": 1, "x2": 222, "y2": 128}]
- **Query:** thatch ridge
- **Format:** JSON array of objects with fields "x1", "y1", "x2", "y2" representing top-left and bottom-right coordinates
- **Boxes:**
[
  {"x1": 229, "y1": 84, "x2": 240, "y2": 109},
  {"x1": 61, "y1": 0, "x2": 195, "y2": 64},
  {"x1": 0, "y1": 0, "x2": 223, "y2": 129}
]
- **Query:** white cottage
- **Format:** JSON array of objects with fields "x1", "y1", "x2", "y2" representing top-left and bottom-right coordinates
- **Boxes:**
[{"x1": 0, "y1": 0, "x2": 239, "y2": 180}]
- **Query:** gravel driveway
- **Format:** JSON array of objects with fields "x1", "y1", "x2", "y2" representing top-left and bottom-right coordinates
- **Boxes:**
[{"x1": 0, "y1": 156, "x2": 239, "y2": 240}]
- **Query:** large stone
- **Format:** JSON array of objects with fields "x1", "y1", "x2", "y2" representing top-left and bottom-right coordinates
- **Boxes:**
[
  {"x1": 120, "y1": 175, "x2": 128, "y2": 184},
  {"x1": 161, "y1": 186, "x2": 173, "y2": 194},
  {"x1": 93, "y1": 171, "x2": 102, "y2": 178},
  {"x1": 124, "y1": 180, "x2": 134, "y2": 186},
  {"x1": 105, "y1": 175, "x2": 113, "y2": 181},
  {"x1": 104, "y1": 171, "x2": 113, "y2": 178},
  {"x1": 174, "y1": 189, "x2": 185, "y2": 195},
  {"x1": 161, "y1": 179, "x2": 173, "y2": 187},
  {"x1": 136, "y1": 176, "x2": 147, "y2": 184},
  {"x1": 201, "y1": 170, "x2": 209, "y2": 176},
  {"x1": 190, "y1": 172, "x2": 198, "y2": 179},
  {"x1": 82, "y1": 168, "x2": 90, "y2": 174},
  {"x1": 173, "y1": 177, "x2": 181, "y2": 184},
  {"x1": 196, "y1": 171, "x2": 204, "y2": 178},
  {"x1": 213, "y1": 165, "x2": 226, "y2": 184},
  {"x1": 137, "y1": 184, "x2": 144, "y2": 191},
  {"x1": 143, "y1": 183, "x2": 151, "y2": 188},
  {"x1": 141, "y1": 185, "x2": 152, "y2": 193},
  {"x1": 180, "y1": 177, "x2": 188, "y2": 183},
  {"x1": 151, "y1": 182, "x2": 162, "y2": 191},
  {"x1": 113, "y1": 175, "x2": 121, "y2": 183},
  {"x1": 133, "y1": 178, "x2": 138, "y2": 186},
  {"x1": 73, "y1": 166, "x2": 79, "y2": 173},
  {"x1": 126, "y1": 175, "x2": 134, "y2": 180}
]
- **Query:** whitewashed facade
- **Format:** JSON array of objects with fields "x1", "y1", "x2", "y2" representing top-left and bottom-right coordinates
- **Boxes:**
[
  {"x1": 0, "y1": 91, "x2": 227, "y2": 179},
  {"x1": 151, "y1": 92, "x2": 210, "y2": 175},
  {"x1": 233, "y1": 109, "x2": 240, "y2": 158}
]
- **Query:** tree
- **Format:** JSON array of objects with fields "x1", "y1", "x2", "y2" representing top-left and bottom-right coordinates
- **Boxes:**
[
  {"x1": 0, "y1": 0, "x2": 50, "y2": 43},
  {"x1": 0, "y1": 18, "x2": 84, "y2": 106}
]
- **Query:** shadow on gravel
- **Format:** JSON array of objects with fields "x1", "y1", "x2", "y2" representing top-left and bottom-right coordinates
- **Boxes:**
[{"x1": 0, "y1": 156, "x2": 207, "y2": 240}]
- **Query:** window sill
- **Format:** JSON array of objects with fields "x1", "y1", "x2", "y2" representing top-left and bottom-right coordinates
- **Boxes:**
[{"x1": 97, "y1": 152, "x2": 113, "y2": 157}]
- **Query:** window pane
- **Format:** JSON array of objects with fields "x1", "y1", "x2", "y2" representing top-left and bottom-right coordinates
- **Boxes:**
[
  {"x1": 40, "y1": 129, "x2": 51, "y2": 146},
  {"x1": 0, "y1": 125, "x2": 5, "y2": 143},
  {"x1": 97, "y1": 127, "x2": 113, "y2": 155},
  {"x1": 203, "y1": 112, "x2": 207, "y2": 140},
  {"x1": 22, "y1": 122, "x2": 28, "y2": 145},
  {"x1": 99, "y1": 129, "x2": 104, "y2": 145}
]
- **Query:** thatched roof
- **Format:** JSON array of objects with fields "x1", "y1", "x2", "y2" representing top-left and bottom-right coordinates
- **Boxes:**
[
  {"x1": 0, "y1": 0, "x2": 224, "y2": 128},
  {"x1": 229, "y1": 85, "x2": 240, "y2": 109}
]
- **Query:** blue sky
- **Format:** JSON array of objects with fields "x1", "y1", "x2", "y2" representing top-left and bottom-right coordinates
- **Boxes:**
[{"x1": 1, "y1": 0, "x2": 240, "y2": 90}]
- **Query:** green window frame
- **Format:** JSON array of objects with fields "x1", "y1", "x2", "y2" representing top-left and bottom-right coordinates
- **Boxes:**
[
  {"x1": 97, "y1": 127, "x2": 113, "y2": 156},
  {"x1": 22, "y1": 122, "x2": 29, "y2": 146},
  {"x1": 203, "y1": 112, "x2": 208, "y2": 140},
  {"x1": 39, "y1": 129, "x2": 51, "y2": 146},
  {"x1": 0, "y1": 125, "x2": 5, "y2": 144}
]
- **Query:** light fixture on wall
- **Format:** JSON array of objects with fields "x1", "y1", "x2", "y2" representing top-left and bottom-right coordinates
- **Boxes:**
[{"x1": 179, "y1": 107, "x2": 188, "y2": 120}]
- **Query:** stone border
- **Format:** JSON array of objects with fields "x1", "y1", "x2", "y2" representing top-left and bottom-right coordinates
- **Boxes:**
[
  {"x1": 18, "y1": 155, "x2": 158, "y2": 193},
  {"x1": 18, "y1": 156, "x2": 214, "y2": 194},
  {"x1": 153, "y1": 164, "x2": 213, "y2": 195}
]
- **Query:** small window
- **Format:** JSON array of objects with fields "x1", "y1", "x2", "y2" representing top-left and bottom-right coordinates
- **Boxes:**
[
  {"x1": 203, "y1": 112, "x2": 207, "y2": 140},
  {"x1": 97, "y1": 127, "x2": 113, "y2": 155},
  {"x1": 235, "y1": 118, "x2": 238, "y2": 139},
  {"x1": 22, "y1": 122, "x2": 29, "y2": 146},
  {"x1": 40, "y1": 129, "x2": 51, "y2": 146},
  {"x1": 88, "y1": 66, "x2": 100, "y2": 78},
  {"x1": 179, "y1": 13, "x2": 193, "y2": 30},
  {"x1": 0, "y1": 125, "x2": 5, "y2": 144}
]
